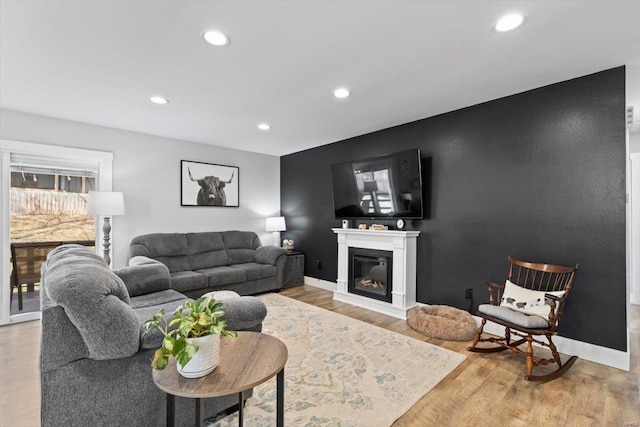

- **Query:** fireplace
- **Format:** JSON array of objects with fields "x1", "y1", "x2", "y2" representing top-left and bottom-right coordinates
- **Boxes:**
[
  {"x1": 348, "y1": 247, "x2": 393, "y2": 303},
  {"x1": 333, "y1": 228, "x2": 420, "y2": 319}
]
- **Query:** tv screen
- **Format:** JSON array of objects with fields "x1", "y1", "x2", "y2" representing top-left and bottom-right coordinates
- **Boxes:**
[{"x1": 331, "y1": 148, "x2": 423, "y2": 219}]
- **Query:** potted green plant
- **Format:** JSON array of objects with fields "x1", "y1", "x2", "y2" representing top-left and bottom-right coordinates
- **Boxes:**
[{"x1": 143, "y1": 295, "x2": 237, "y2": 378}]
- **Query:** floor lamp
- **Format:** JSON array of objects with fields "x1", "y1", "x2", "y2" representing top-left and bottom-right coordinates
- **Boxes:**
[
  {"x1": 87, "y1": 191, "x2": 125, "y2": 266},
  {"x1": 265, "y1": 216, "x2": 286, "y2": 247}
]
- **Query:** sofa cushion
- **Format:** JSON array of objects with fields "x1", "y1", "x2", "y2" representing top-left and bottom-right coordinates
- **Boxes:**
[
  {"x1": 196, "y1": 266, "x2": 246, "y2": 287},
  {"x1": 222, "y1": 231, "x2": 261, "y2": 264},
  {"x1": 478, "y1": 304, "x2": 549, "y2": 329},
  {"x1": 129, "y1": 233, "x2": 191, "y2": 273},
  {"x1": 170, "y1": 271, "x2": 209, "y2": 292},
  {"x1": 230, "y1": 263, "x2": 276, "y2": 281},
  {"x1": 187, "y1": 232, "x2": 229, "y2": 269},
  {"x1": 129, "y1": 289, "x2": 186, "y2": 310},
  {"x1": 44, "y1": 246, "x2": 140, "y2": 359}
]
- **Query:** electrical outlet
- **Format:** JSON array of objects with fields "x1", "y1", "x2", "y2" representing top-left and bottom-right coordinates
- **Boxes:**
[
  {"x1": 465, "y1": 288, "x2": 473, "y2": 299},
  {"x1": 316, "y1": 260, "x2": 322, "y2": 269}
]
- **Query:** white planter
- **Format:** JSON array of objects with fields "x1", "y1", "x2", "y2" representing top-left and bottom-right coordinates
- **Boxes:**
[{"x1": 177, "y1": 334, "x2": 220, "y2": 378}]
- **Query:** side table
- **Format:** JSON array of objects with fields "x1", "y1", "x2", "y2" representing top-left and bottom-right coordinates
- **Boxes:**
[
  {"x1": 152, "y1": 331, "x2": 288, "y2": 427},
  {"x1": 282, "y1": 251, "x2": 304, "y2": 288}
]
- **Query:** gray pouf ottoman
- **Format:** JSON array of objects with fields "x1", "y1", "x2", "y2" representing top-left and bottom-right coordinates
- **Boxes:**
[{"x1": 202, "y1": 290, "x2": 241, "y2": 301}]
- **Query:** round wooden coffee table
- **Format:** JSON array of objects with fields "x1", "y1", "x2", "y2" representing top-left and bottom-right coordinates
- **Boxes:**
[{"x1": 152, "y1": 331, "x2": 288, "y2": 427}]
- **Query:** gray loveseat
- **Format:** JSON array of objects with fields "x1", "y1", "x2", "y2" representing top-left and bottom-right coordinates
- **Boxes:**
[
  {"x1": 129, "y1": 231, "x2": 287, "y2": 298},
  {"x1": 40, "y1": 244, "x2": 267, "y2": 427}
]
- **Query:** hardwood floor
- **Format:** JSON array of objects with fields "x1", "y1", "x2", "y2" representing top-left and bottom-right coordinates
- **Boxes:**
[
  {"x1": 1, "y1": 284, "x2": 638, "y2": 426},
  {"x1": 0, "y1": 319, "x2": 40, "y2": 427},
  {"x1": 279, "y1": 286, "x2": 640, "y2": 427}
]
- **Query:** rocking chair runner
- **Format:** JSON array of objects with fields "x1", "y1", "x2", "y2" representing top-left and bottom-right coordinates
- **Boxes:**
[{"x1": 467, "y1": 256, "x2": 578, "y2": 382}]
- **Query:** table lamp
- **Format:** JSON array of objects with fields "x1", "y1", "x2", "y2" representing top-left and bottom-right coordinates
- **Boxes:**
[
  {"x1": 265, "y1": 216, "x2": 286, "y2": 247},
  {"x1": 87, "y1": 191, "x2": 125, "y2": 265}
]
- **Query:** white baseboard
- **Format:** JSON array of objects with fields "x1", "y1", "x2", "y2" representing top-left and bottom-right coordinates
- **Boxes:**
[
  {"x1": 476, "y1": 316, "x2": 630, "y2": 371},
  {"x1": 303, "y1": 276, "x2": 630, "y2": 371},
  {"x1": 304, "y1": 276, "x2": 337, "y2": 291}
]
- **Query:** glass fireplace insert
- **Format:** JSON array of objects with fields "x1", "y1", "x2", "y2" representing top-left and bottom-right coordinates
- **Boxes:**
[{"x1": 348, "y1": 247, "x2": 393, "y2": 303}]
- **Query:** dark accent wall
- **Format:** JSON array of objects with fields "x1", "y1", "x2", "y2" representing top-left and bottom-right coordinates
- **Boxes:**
[{"x1": 281, "y1": 67, "x2": 626, "y2": 351}]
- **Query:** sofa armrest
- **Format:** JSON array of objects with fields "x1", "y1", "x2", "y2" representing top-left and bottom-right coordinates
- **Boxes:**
[
  {"x1": 44, "y1": 248, "x2": 140, "y2": 360},
  {"x1": 115, "y1": 257, "x2": 171, "y2": 297},
  {"x1": 223, "y1": 296, "x2": 267, "y2": 332},
  {"x1": 255, "y1": 246, "x2": 287, "y2": 266}
]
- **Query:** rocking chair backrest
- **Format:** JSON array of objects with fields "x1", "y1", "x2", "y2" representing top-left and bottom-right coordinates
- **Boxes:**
[
  {"x1": 507, "y1": 256, "x2": 577, "y2": 292},
  {"x1": 507, "y1": 256, "x2": 578, "y2": 319}
]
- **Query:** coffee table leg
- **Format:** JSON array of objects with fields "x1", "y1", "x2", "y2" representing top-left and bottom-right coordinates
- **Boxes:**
[
  {"x1": 238, "y1": 391, "x2": 244, "y2": 426},
  {"x1": 195, "y1": 398, "x2": 204, "y2": 427},
  {"x1": 277, "y1": 368, "x2": 284, "y2": 427},
  {"x1": 166, "y1": 393, "x2": 175, "y2": 427}
]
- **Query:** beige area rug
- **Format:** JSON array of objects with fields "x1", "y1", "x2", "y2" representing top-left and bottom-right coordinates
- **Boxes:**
[{"x1": 206, "y1": 293, "x2": 466, "y2": 427}]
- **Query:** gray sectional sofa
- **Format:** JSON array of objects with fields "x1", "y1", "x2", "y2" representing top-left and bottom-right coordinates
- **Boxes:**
[
  {"x1": 40, "y1": 244, "x2": 268, "y2": 427},
  {"x1": 129, "y1": 231, "x2": 288, "y2": 298}
]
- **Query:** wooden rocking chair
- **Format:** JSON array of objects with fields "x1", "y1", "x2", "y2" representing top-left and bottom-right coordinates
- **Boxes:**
[{"x1": 467, "y1": 256, "x2": 578, "y2": 382}]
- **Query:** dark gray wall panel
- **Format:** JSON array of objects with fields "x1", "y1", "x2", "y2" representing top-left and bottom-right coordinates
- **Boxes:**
[{"x1": 281, "y1": 67, "x2": 626, "y2": 351}]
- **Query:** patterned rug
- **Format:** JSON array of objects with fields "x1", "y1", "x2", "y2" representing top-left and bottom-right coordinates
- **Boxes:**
[{"x1": 206, "y1": 293, "x2": 466, "y2": 427}]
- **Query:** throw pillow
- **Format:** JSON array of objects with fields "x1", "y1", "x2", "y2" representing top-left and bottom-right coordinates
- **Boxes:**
[{"x1": 499, "y1": 280, "x2": 565, "y2": 319}]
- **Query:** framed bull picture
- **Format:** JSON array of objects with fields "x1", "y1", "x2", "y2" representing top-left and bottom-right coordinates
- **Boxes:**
[{"x1": 181, "y1": 160, "x2": 239, "y2": 207}]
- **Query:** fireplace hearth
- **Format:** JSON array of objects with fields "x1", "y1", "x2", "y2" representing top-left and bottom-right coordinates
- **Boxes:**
[{"x1": 349, "y1": 247, "x2": 393, "y2": 303}]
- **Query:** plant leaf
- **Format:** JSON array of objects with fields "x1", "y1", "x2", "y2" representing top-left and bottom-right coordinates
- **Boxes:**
[
  {"x1": 151, "y1": 348, "x2": 169, "y2": 370},
  {"x1": 197, "y1": 312, "x2": 209, "y2": 326},
  {"x1": 223, "y1": 330, "x2": 238, "y2": 339},
  {"x1": 172, "y1": 337, "x2": 186, "y2": 355},
  {"x1": 162, "y1": 336, "x2": 175, "y2": 353},
  {"x1": 142, "y1": 319, "x2": 158, "y2": 330},
  {"x1": 175, "y1": 341, "x2": 198, "y2": 368}
]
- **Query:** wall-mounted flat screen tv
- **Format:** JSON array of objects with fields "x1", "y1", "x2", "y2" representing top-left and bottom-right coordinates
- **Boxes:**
[{"x1": 331, "y1": 148, "x2": 423, "y2": 219}]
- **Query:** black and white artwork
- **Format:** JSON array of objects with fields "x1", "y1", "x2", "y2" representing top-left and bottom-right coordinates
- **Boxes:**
[{"x1": 181, "y1": 160, "x2": 239, "y2": 207}]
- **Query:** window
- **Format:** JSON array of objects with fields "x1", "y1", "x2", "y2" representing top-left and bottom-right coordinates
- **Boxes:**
[{"x1": 9, "y1": 154, "x2": 99, "y2": 243}]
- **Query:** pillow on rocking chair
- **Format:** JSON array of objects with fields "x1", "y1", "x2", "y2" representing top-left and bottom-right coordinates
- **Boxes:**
[
  {"x1": 478, "y1": 304, "x2": 549, "y2": 329},
  {"x1": 499, "y1": 280, "x2": 565, "y2": 318}
]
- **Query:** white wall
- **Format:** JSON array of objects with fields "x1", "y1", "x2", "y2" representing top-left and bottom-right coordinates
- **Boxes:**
[
  {"x1": 630, "y1": 131, "x2": 640, "y2": 153},
  {"x1": 0, "y1": 109, "x2": 281, "y2": 268}
]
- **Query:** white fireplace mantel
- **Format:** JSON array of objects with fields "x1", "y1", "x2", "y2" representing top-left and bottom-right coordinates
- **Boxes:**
[{"x1": 332, "y1": 228, "x2": 420, "y2": 319}]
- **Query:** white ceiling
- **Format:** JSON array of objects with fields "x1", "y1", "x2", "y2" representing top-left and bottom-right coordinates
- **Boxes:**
[{"x1": 1, "y1": 0, "x2": 639, "y2": 156}]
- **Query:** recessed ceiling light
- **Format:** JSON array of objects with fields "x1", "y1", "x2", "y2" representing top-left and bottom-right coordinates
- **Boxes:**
[
  {"x1": 495, "y1": 13, "x2": 524, "y2": 32},
  {"x1": 258, "y1": 123, "x2": 271, "y2": 131},
  {"x1": 149, "y1": 96, "x2": 169, "y2": 105},
  {"x1": 333, "y1": 88, "x2": 351, "y2": 99},
  {"x1": 203, "y1": 30, "x2": 230, "y2": 46}
]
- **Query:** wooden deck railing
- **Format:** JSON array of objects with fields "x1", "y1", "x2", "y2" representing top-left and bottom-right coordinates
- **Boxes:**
[
  {"x1": 10, "y1": 240, "x2": 96, "y2": 311},
  {"x1": 10, "y1": 188, "x2": 89, "y2": 215}
]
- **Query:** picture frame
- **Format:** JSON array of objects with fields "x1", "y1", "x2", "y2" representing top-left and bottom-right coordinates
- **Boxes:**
[{"x1": 181, "y1": 160, "x2": 239, "y2": 207}]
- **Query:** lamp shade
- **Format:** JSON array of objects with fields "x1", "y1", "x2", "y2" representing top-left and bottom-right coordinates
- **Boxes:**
[
  {"x1": 87, "y1": 191, "x2": 125, "y2": 216},
  {"x1": 265, "y1": 216, "x2": 286, "y2": 232}
]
